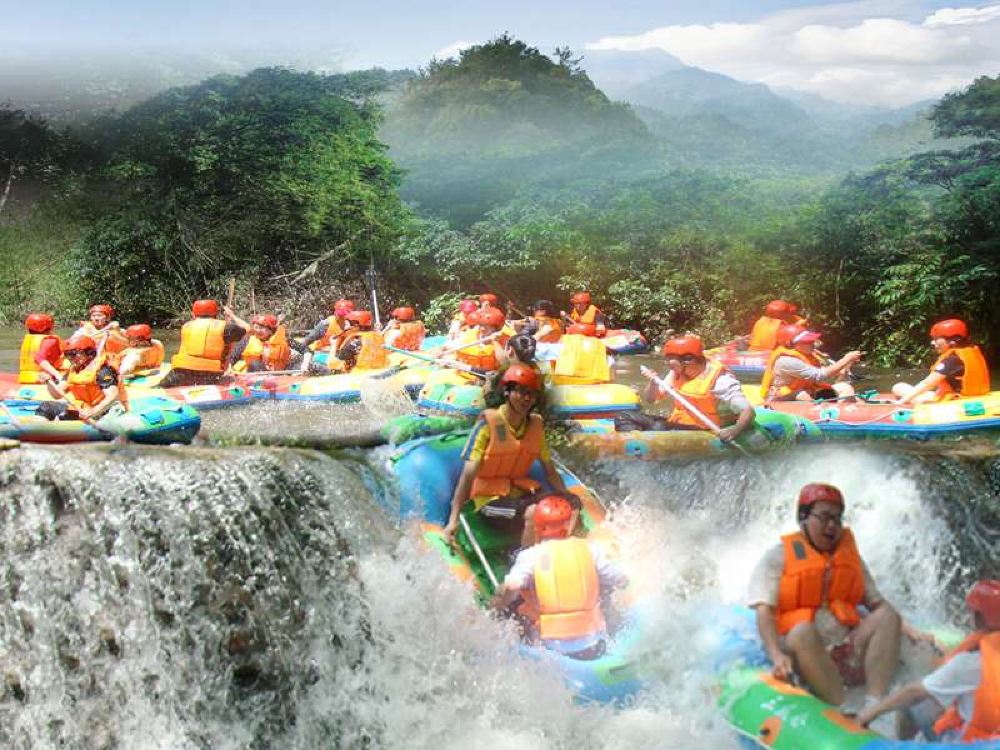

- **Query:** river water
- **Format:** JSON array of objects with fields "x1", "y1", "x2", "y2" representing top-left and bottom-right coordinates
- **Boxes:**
[{"x1": 1, "y1": 325, "x2": 998, "y2": 749}]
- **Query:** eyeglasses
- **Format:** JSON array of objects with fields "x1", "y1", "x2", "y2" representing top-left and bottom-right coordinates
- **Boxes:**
[
  {"x1": 809, "y1": 511, "x2": 844, "y2": 526},
  {"x1": 510, "y1": 385, "x2": 539, "y2": 397},
  {"x1": 65, "y1": 349, "x2": 97, "y2": 357}
]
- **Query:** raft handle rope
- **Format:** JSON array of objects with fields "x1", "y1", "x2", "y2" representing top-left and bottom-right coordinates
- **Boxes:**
[{"x1": 459, "y1": 513, "x2": 500, "y2": 590}]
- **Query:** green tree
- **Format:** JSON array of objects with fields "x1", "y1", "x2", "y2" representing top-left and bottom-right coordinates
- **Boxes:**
[{"x1": 0, "y1": 108, "x2": 67, "y2": 216}]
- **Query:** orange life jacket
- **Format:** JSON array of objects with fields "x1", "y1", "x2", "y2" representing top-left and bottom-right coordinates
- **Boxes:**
[
  {"x1": 78, "y1": 321, "x2": 127, "y2": 356},
  {"x1": 310, "y1": 315, "x2": 347, "y2": 352},
  {"x1": 455, "y1": 329, "x2": 500, "y2": 372},
  {"x1": 570, "y1": 305, "x2": 607, "y2": 336},
  {"x1": 932, "y1": 346, "x2": 990, "y2": 400},
  {"x1": 391, "y1": 321, "x2": 426, "y2": 351},
  {"x1": 233, "y1": 327, "x2": 291, "y2": 372},
  {"x1": 117, "y1": 341, "x2": 165, "y2": 376},
  {"x1": 533, "y1": 538, "x2": 606, "y2": 644},
  {"x1": 932, "y1": 631, "x2": 1000, "y2": 742},
  {"x1": 19, "y1": 333, "x2": 63, "y2": 384},
  {"x1": 775, "y1": 528, "x2": 865, "y2": 636},
  {"x1": 666, "y1": 359, "x2": 733, "y2": 428},
  {"x1": 760, "y1": 347, "x2": 831, "y2": 401},
  {"x1": 171, "y1": 318, "x2": 228, "y2": 372},
  {"x1": 748, "y1": 316, "x2": 784, "y2": 350},
  {"x1": 340, "y1": 330, "x2": 388, "y2": 370},
  {"x1": 533, "y1": 315, "x2": 563, "y2": 343},
  {"x1": 470, "y1": 409, "x2": 544, "y2": 501},
  {"x1": 64, "y1": 354, "x2": 128, "y2": 411}
]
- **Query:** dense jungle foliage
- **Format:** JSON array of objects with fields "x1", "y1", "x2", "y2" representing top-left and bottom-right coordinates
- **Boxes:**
[{"x1": 1, "y1": 36, "x2": 997, "y2": 365}]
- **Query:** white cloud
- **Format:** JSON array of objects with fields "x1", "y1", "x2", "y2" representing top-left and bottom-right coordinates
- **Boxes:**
[
  {"x1": 585, "y1": 1, "x2": 1000, "y2": 107},
  {"x1": 433, "y1": 40, "x2": 473, "y2": 61}
]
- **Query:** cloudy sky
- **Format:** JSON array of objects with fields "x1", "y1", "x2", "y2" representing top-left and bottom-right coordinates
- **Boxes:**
[{"x1": 5, "y1": 0, "x2": 999, "y2": 107}]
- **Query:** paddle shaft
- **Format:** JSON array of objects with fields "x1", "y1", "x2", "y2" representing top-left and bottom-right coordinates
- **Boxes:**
[
  {"x1": 459, "y1": 513, "x2": 500, "y2": 590},
  {"x1": 433, "y1": 330, "x2": 502, "y2": 357},
  {"x1": 382, "y1": 345, "x2": 488, "y2": 379}
]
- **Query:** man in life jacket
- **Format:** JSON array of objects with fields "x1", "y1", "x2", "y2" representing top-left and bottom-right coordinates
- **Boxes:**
[
  {"x1": 383, "y1": 306, "x2": 426, "y2": 351},
  {"x1": 492, "y1": 495, "x2": 629, "y2": 659},
  {"x1": 565, "y1": 291, "x2": 608, "y2": 338},
  {"x1": 448, "y1": 299, "x2": 479, "y2": 341},
  {"x1": 856, "y1": 579, "x2": 1000, "y2": 742},
  {"x1": 892, "y1": 319, "x2": 990, "y2": 405},
  {"x1": 626, "y1": 334, "x2": 755, "y2": 439},
  {"x1": 335, "y1": 310, "x2": 389, "y2": 371},
  {"x1": 760, "y1": 324, "x2": 862, "y2": 403},
  {"x1": 77, "y1": 304, "x2": 129, "y2": 357},
  {"x1": 297, "y1": 298, "x2": 354, "y2": 354},
  {"x1": 748, "y1": 483, "x2": 904, "y2": 710},
  {"x1": 549, "y1": 323, "x2": 613, "y2": 386},
  {"x1": 451, "y1": 307, "x2": 510, "y2": 375},
  {"x1": 228, "y1": 314, "x2": 293, "y2": 373},
  {"x1": 160, "y1": 299, "x2": 247, "y2": 388},
  {"x1": 747, "y1": 300, "x2": 797, "y2": 350},
  {"x1": 444, "y1": 364, "x2": 572, "y2": 558},
  {"x1": 36, "y1": 333, "x2": 129, "y2": 426},
  {"x1": 116, "y1": 324, "x2": 166, "y2": 379},
  {"x1": 19, "y1": 313, "x2": 64, "y2": 384},
  {"x1": 514, "y1": 300, "x2": 563, "y2": 343}
]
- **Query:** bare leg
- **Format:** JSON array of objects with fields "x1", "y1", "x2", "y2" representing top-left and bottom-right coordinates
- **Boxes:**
[
  {"x1": 786, "y1": 622, "x2": 845, "y2": 706},
  {"x1": 853, "y1": 604, "x2": 902, "y2": 699}
]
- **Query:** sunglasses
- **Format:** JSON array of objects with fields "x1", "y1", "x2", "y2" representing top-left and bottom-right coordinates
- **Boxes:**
[{"x1": 65, "y1": 349, "x2": 97, "y2": 357}]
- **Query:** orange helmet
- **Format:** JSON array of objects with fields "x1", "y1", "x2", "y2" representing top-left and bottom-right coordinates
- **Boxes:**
[
  {"x1": 333, "y1": 298, "x2": 355, "y2": 315},
  {"x1": 89, "y1": 304, "x2": 114, "y2": 318},
  {"x1": 500, "y1": 363, "x2": 541, "y2": 392},
  {"x1": 534, "y1": 496, "x2": 574, "y2": 540},
  {"x1": 797, "y1": 483, "x2": 843, "y2": 520},
  {"x1": 765, "y1": 300, "x2": 790, "y2": 317},
  {"x1": 478, "y1": 307, "x2": 505, "y2": 328},
  {"x1": 252, "y1": 314, "x2": 278, "y2": 330},
  {"x1": 479, "y1": 293, "x2": 498, "y2": 304},
  {"x1": 64, "y1": 334, "x2": 97, "y2": 353},
  {"x1": 126, "y1": 323, "x2": 152, "y2": 341},
  {"x1": 967, "y1": 580, "x2": 1000, "y2": 630},
  {"x1": 776, "y1": 323, "x2": 806, "y2": 347},
  {"x1": 567, "y1": 323, "x2": 597, "y2": 336},
  {"x1": 347, "y1": 310, "x2": 373, "y2": 327},
  {"x1": 25, "y1": 313, "x2": 55, "y2": 334},
  {"x1": 571, "y1": 291, "x2": 591, "y2": 305},
  {"x1": 192, "y1": 299, "x2": 218, "y2": 317},
  {"x1": 929, "y1": 318, "x2": 968, "y2": 340},
  {"x1": 393, "y1": 306, "x2": 415, "y2": 321},
  {"x1": 459, "y1": 299, "x2": 477, "y2": 314},
  {"x1": 662, "y1": 335, "x2": 704, "y2": 358},
  {"x1": 465, "y1": 310, "x2": 481, "y2": 326}
]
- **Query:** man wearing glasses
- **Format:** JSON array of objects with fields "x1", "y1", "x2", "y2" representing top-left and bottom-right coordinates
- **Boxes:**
[{"x1": 747, "y1": 483, "x2": 904, "y2": 716}]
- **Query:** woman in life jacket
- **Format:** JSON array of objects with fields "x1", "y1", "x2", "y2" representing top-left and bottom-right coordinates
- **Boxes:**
[
  {"x1": 19, "y1": 313, "x2": 64, "y2": 384},
  {"x1": 228, "y1": 314, "x2": 293, "y2": 373},
  {"x1": 77, "y1": 304, "x2": 129, "y2": 356},
  {"x1": 37, "y1": 333, "x2": 128, "y2": 425},
  {"x1": 759, "y1": 325, "x2": 862, "y2": 403},
  {"x1": 116, "y1": 324, "x2": 166, "y2": 379},
  {"x1": 892, "y1": 319, "x2": 990, "y2": 405},
  {"x1": 857, "y1": 580, "x2": 1000, "y2": 742}
]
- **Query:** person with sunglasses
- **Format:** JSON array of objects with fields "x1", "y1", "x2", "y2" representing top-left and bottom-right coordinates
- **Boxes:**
[
  {"x1": 36, "y1": 333, "x2": 128, "y2": 426},
  {"x1": 748, "y1": 483, "x2": 904, "y2": 718}
]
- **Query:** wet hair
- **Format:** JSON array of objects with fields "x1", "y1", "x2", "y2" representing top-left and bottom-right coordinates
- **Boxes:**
[
  {"x1": 533, "y1": 299, "x2": 556, "y2": 317},
  {"x1": 507, "y1": 333, "x2": 536, "y2": 364}
]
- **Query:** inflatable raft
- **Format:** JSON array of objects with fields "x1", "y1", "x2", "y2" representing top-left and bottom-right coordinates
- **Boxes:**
[
  {"x1": 704, "y1": 342, "x2": 769, "y2": 377},
  {"x1": 0, "y1": 394, "x2": 201, "y2": 445},
  {"x1": 384, "y1": 430, "x2": 646, "y2": 703},
  {"x1": 602, "y1": 329, "x2": 648, "y2": 355}
]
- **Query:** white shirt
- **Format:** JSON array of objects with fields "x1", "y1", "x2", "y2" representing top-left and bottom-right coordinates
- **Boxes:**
[
  {"x1": 503, "y1": 539, "x2": 628, "y2": 593},
  {"x1": 923, "y1": 650, "x2": 982, "y2": 723}
]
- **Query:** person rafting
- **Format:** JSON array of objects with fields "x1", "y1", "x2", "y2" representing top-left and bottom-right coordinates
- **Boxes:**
[
  {"x1": 228, "y1": 314, "x2": 293, "y2": 374},
  {"x1": 115, "y1": 324, "x2": 165, "y2": 379},
  {"x1": 492, "y1": 495, "x2": 629, "y2": 659},
  {"x1": 160, "y1": 300, "x2": 247, "y2": 388},
  {"x1": 335, "y1": 310, "x2": 389, "y2": 372},
  {"x1": 856, "y1": 579, "x2": 1000, "y2": 742},
  {"x1": 565, "y1": 291, "x2": 608, "y2": 337},
  {"x1": 760, "y1": 324, "x2": 861, "y2": 403},
  {"x1": 624, "y1": 334, "x2": 754, "y2": 440},
  {"x1": 383, "y1": 306, "x2": 426, "y2": 351},
  {"x1": 549, "y1": 324, "x2": 613, "y2": 386},
  {"x1": 19, "y1": 313, "x2": 64, "y2": 384},
  {"x1": 517, "y1": 300, "x2": 563, "y2": 343},
  {"x1": 747, "y1": 299, "x2": 798, "y2": 350},
  {"x1": 443, "y1": 364, "x2": 571, "y2": 554},
  {"x1": 447, "y1": 299, "x2": 479, "y2": 341},
  {"x1": 748, "y1": 483, "x2": 904, "y2": 712},
  {"x1": 36, "y1": 333, "x2": 129, "y2": 426},
  {"x1": 450, "y1": 307, "x2": 510, "y2": 375},
  {"x1": 295, "y1": 298, "x2": 355, "y2": 368},
  {"x1": 892, "y1": 319, "x2": 990, "y2": 406},
  {"x1": 76, "y1": 304, "x2": 128, "y2": 357}
]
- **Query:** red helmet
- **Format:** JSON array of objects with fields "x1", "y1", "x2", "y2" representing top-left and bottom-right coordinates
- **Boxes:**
[
  {"x1": 192, "y1": 299, "x2": 219, "y2": 317},
  {"x1": 478, "y1": 307, "x2": 505, "y2": 328},
  {"x1": 465, "y1": 310, "x2": 481, "y2": 326},
  {"x1": 662, "y1": 335, "x2": 704, "y2": 358},
  {"x1": 252, "y1": 314, "x2": 278, "y2": 330},
  {"x1": 567, "y1": 323, "x2": 597, "y2": 336},
  {"x1": 63, "y1": 334, "x2": 97, "y2": 353},
  {"x1": 126, "y1": 323, "x2": 152, "y2": 341},
  {"x1": 929, "y1": 319, "x2": 968, "y2": 340},
  {"x1": 347, "y1": 310, "x2": 373, "y2": 327},
  {"x1": 534, "y1": 495, "x2": 574, "y2": 540},
  {"x1": 967, "y1": 580, "x2": 1000, "y2": 630},
  {"x1": 479, "y1": 293, "x2": 498, "y2": 304},
  {"x1": 333, "y1": 298, "x2": 354, "y2": 315},
  {"x1": 25, "y1": 313, "x2": 55, "y2": 334},
  {"x1": 393, "y1": 306, "x2": 415, "y2": 321},
  {"x1": 776, "y1": 323, "x2": 806, "y2": 347},
  {"x1": 459, "y1": 299, "x2": 478, "y2": 314},
  {"x1": 500, "y1": 363, "x2": 541, "y2": 392},
  {"x1": 798, "y1": 483, "x2": 844, "y2": 512},
  {"x1": 571, "y1": 291, "x2": 592, "y2": 305},
  {"x1": 89, "y1": 304, "x2": 114, "y2": 319},
  {"x1": 765, "y1": 300, "x2": 790, "y2": 317}
]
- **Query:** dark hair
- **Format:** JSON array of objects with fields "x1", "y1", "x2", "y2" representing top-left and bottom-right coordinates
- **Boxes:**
[
  {"x1": 507, "y1": 334, "x2": 536, "y2": 364},
  {"x1": 534, "y1": 299, "x2": 556, "y2": 317}
]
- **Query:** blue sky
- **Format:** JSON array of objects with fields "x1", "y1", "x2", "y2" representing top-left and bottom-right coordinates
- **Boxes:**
[{"x1": 6, "y1": 0, "x2": 1000, "y2": 105}]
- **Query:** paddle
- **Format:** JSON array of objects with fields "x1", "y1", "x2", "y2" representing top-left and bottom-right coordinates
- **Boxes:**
[
  {"x1": 0, "y1": 401, "x2": 26, "y2": 431},
  {"x1": 640, "y1": 366, "x2": 751, "y2": 456},
  {"x1": 459, "y1": 514, "x2": 500, "y2": 590},
  {"x1": 382, "y1": 345, "x2": 489, "y2": 380},
  {"x1": 42, "y1": 378, "x2": 103, "y2": 428},
  {"x1": 428, "y1": 331, "x2": 502, "y2": 357}
]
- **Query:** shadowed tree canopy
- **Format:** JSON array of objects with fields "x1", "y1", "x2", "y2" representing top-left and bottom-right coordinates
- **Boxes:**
[{"x1": 0, "y1": 108, "x2": 73, "y2": 216}]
